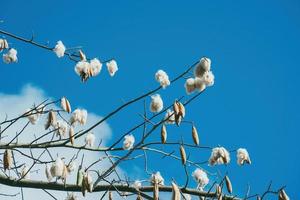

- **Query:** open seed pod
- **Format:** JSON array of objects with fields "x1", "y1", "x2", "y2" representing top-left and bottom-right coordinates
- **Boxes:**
[
  {"x1": 173, "y1": 101, "x2": 180, "y2": 115},
  {"x1": 279, "y1": 189, "x2": 289, "y2": 200},
  {"x1": 61, "y1": 97, "x2": 72, "y2": 113},
  {"x1": 3, "y1": 149, "x2": 12, "y2": 171},
  {"x1": 45, "y1": 110, "x2": 56, "y2": 130},
  {"x1": 177, "y1": 101, "x2": 185, "y2": 118}
]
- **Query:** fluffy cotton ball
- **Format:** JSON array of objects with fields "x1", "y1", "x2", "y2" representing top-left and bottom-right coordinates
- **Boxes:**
[
  {"x1": 194, "y1": 77, "x2": 206, "y2": 92},
  {"x1": 209, "y1": 147, "x2": 230, "y2": 165},
  {"x1": 85, "y1": 132, "x2": 95, "y2": 147},
  {"x1": 70, "y1": 109, "x2": 88, "y2": 125},
  {"x1": 237, "y1": 148, "x2": 251, "y2": 165},
  {"x1": 21, "y1": 165, "x2": 30, "y2": 180},
  {"x1": 202, "y1": 71, "x2": 215, "y2": 86},
  {"x1": 192, "y1": 168, "x2": 209, "y2": 188},
  {"x1": 185, "y1": 78, "x2": 196, "y2": 94},
  {"x1": 50, "y1": 157, "x2": 64, "y2": 178},
  {"x1": 155, "y1": 70, "x2": 170, "y2": 89},
  {"x1": 90, "y1": 58, "x2": 102, "y2": 76},
  {"x1": 106, "y1": 59, "x2": 118, "y2": 76},
  {"x1": 53, "y1": 41, "x2": 66, "y2": 58},
  {"x1": 123, "y1": 134, "x2": 135, "y2": 150},
  {"x1": 194, "y1": 57, "x2": 211, "y2": 77},
  {"x1": 3, "y1": 48, "x2": 18, "y2": 64},
  {"x1": 150, "y1": 94, "x2": 163, "y2": 113},
  {"x1": 26, "y1": 108, "x2": 39, "y2": 124},
  {"x1": 150, "y1": 172, "x2": 164, "y2": 185},
  {"x1": 55, "y1": 120, "x2": 68, "y2": 137},
  {"x1": 164, "y1": 109, "x2": 175, "y2": 124},
  {"x1": 132, "y1": 180, "x2": 142, "y2": 190}
]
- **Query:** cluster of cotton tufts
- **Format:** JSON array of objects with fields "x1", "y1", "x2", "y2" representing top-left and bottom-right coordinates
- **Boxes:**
[
  {"x1": 21, "y1": 165, "x2": 30, "y2": 180},
  {"x1": 155, "y1": 69, "x2": 170, "y2": 89},
  {"x1": 209, "y1": 147, "x2": 230, "y2": 165},
  {"x1": 192, "y1": 168, "x2": 209, "y2": 189},
  {"x1": 82, "y1": 172, "x2": 93, "y2": 196},
  {"x1": 150, "y1": 171, "x2": 164, "y2": 185},
  {"x1": 132, "y1": 180, "x2": 142, "y2": 190},
  {"x1": 0, "y1": 39, "x2": 9, "y2": 51},
  {"x1": 123, "y1": 134, "x2": 135, "y2": 150},
  {"x1": 237, "y1": 148, "x2": 251, "y2": 165},
  {"x1": 85, "y1": 132, "x2": 95, "y2": 147},
  {"x1": 53, "y1": 41, "x2": 66, "y2": 58},
  {"x1": 65, "y1": 193, "x2": 78, "y2": 200},
  {"x1": 106, "y1": 59, "x2": 118, "y2": 77},
  {"x1": 150, "y1": 94, "x2": 164, "y2": 113},
  {"x1": 70, "y1": 109, "x2": 88, "y2": 126},
  {"x1": 184, "y1": 57, "x2": 215, "y2": 94},
  {"x1": 74, "y1": 58, "x2": 102, "y2": 82},
  {"x1": 3, "y1": 48, "x2": 18, "y2": 64},
  {"x1": 49, "y1": 157, "x2": 65, "y2": 179},
  {"x1": 55, "y1": 120, "x2": 68, "y2": 137}
]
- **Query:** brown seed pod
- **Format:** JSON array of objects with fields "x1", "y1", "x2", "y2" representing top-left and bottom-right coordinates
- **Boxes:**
[
  {"x1": 279, "y1": 189, "x2": 289, "y2": 200},
  {"x1": 192, "y1": 125, "x2": 199, "y2": 146},
  {"x1": 180, "y1": 145, "x2": 187, "y2": 165},
  {"x1": 177, "y1": 102, "x2": 185, "y2": 118},
  {"x1": 45, "y1": 110, "x2": 56, "y2": 130},
  {"x1": 161, "y1": 124, "x2": 167, "y2": 144},
  {"x1": 216, "y1": 184, "x2": 222, "y2": 196},
  {"x1": 225, "y1": 175, "x2": 233, "y2": 194},
  {"x1": 81, "y1": 175, "x2": 87, "y2": 197},
  {"x1": 3, "y1": 149, "x2": 12, "y2": 171},
  {"x1": 153, "y1": 182, "x2": 159, "y2": 200},
  {"x1": 173, "y1": 101, "x2": 180, "y2": 115},
  {"x1": 69, "y1": 127, "x2": 75, "y2": 145},
  {"x1": 171, "y1": 182, "x2": 181, "y2": 200},
  {"x1": 109, "y1": 191, "x2": 113, "y2": 200},
  {"x1": 61, "y1": 97, "x2": 72, "y2": 113}
]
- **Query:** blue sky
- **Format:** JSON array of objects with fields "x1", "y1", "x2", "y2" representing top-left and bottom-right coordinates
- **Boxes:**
[{"x1": 1, "y1": 0, "x2": 300, "y2": 199}]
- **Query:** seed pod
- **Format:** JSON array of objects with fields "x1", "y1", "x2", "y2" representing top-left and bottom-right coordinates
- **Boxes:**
[
  {"x1": 61, "y1": 97, "x2": 71, "y2": 113},
  {"x1": 173, "y1": 101, "x2": 180, "y2": 115},
  {"x1": 218, "y1": 194, "x2": 223, "y2": 200},
  {"x1": 79, "y1": 50, "x2": 87, "y2": 61},
  {"x1": 225, "y1": 175, "x2": 232, "y2": 194},
  {"x1": 3, "y1": 149, "x2": 12, "y2": 171},
  {"x1": 177, "y1": 102, "x2": 185, "y2": 118},
  {"x1": 175, "y1": 114, "x2": 182, "y2": 126},
  {"x1": 45, "y1": 110, "x2": 56, "y2": 130},
  {"x1": 153, "y1": 182, "x2": 159, "y2": 200},
  {"x1": 171, "y1": 182, "x2": 181, "y2": 200},
  {"x1": 161, "y1": 124, "x2": 167, "y2": 144},
  {"x1": 77, "y1": 169, "x2": 84, "y2": 186},
  {"x1": 216, "y1": 184, "x2": 222, "y2": 196},
  {"x1": 81, "y1": 174, "x2": 87, "y2": 196},
  {"x1": 109, "y1": 191, "x2": 113, "y2": 200},
  {"x1": 279, "y1": 189, "x2": 289, "y2": 200},
  {"x1": 69, "y1": 126, "x2": 75, "y2": 145},
  {"x1": 192, "y1": 125, "x2": 199, "y2": 146},
  {"x1": 62, "y1": 164, "x2": 69, "y2": 184},
  {"x1": 180, "y1": 145, "x2": 187, "y2": 165}
]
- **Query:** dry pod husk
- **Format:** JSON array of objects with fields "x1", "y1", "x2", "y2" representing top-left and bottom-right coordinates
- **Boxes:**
[
  {"x1": 81, "y1": 174, "x2": 87, "y2": 196},
  {"x1": 171, "y1": 182, "x2": 181, "y2": 200},
  {"x1": 177, "y1": 102, "x2": 185, "y2": 118},
  {"x1": 61, "y1": 97, "x2": 72, "y2": 113},
  {"x1": 175, "y1": 114, "x2": 182, "y2": 126},
  {"x1": 109, "y1": 191, "x2": 113, "y2": 200},
  {"x1": 180, "y1": 145, "x2": 187, "y2": 165},
  {"x1": 69, "y1": 126, "x2": 75, "y2": 145},
  {"x1": 161, "y1": 124, "x2": 167, "y2": 144},
  {"x1": 79, "y1": 50, "x2": 87, "y2": 61},
  {"x1": 153, "y1": 182, "x2": 159, "y2": 200},
  {"x1": 225, "y1": 175, "x2": 232, "y2": 194},
  {"x1": 45, "y1": 110, "x2": 56, "y2": 130},
  {"x1": 81, "y1": 173, "x2": 93, "y2": 196},
  {"x1": 3, "y1": 149, "x2": 12, "y2": 171},
  {"x1": 192, "y1": 125, "x2": 199, "y2": 146},
  {"x1": 173, "y1": 101, "x2": 180, "y2": 115},
  {"x1": 279, "y1": 189, "x2": 289, "y2": 200},
  {"x1": 0, "y1": 39, "x2": 9, "y2": 50}
]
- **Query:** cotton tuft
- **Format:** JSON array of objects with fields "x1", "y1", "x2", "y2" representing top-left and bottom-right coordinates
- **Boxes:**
[
  {"x1": 194, "y1": 57, "x2": 211, "y2": 77},
  {"x1": 155, "y1": 69, "x2": 170, "y2": 89},
  {"x1": 70, "y1": 109, "x2": 88, "y2": 125},
  {"x1": 53, "y1": 41, "x2": 66, "y2": 58},
  {"x1": 185, "y1": 78, "x2": 196, "y2": 94},
  {"x1": 150, "y1": 171, "x2": 164, "y2": 185},
  {"x1": 237, "y1": 148, "x2": 251, "y2": 165},
  {"x1": 85, "y1": 132, "x2": 95, "y2": 147},
  {"x1": 123, "y1": 134, "x2": 135, "y2": 150},
  {"x1": 21, "y1": 165, "x2": 30, "y2": 180},
  {"x1": 3, "y1": 48, "x2": 18, "y2": 64},
  {"x1": 106, "y1": 59, "x2": 118, "y2": 76},
  {"x1": 50, "y1": 157, "x2": 64, "y2": 178},
  {"x1": 150, "y1": 94, "x2": 163, "y2": 113},
  {"x1": 209, "y1": 147, "x2": 230, "y2": 165},
  {"x1": 164, "y1": 109, "x2": 175, "y2": 124},
  {"x1": 192, "y1": 168, "x2": 209, "y2": 189}
]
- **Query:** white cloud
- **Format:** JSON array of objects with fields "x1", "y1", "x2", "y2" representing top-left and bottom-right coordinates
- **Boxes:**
[{"x1": 0, "y1": 85, "x2": 128, "y2": 200}]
